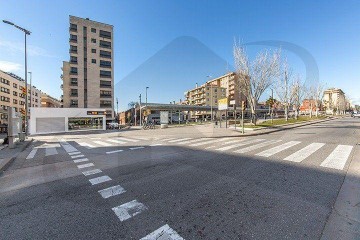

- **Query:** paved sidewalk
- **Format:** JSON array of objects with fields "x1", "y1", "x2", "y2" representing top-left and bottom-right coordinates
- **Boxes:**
[{"x1": 0, "y1": 138, "x2": 33, "y2": 173}]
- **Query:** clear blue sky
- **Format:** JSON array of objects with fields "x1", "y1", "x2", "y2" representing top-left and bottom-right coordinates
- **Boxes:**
[{"x1": 1, "y1": 0, "x2": 359, "y2": 110}]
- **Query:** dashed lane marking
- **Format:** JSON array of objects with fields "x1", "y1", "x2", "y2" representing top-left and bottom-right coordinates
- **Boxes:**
[
  {"x1": 320, "y1": 145, "x2": 353, "y2": 170},
  {"x1": 82, "y1": 169, "x2": 102, "y2": 176},
  {"x1": 26, "y1": 148, "x2": 38, "y2": 159},
  {"x1": 112, "y1": 200, "x2": 148, "y2": 222},
  {"x1": 106, "y1": 149, "x2": 124, "y2": 154},
  {"x1": 106, "y1": 139, "x2": 126, "y2": 144},
  {"x1": 89, "y1": 175, "x2": 112, "y2": 185},
  {"x1": 234, "y1": 140, "x2": 282, "y2": 154},
  {"x1": 256, "y1": 141, "x2": 301, "y2": 157},
  {"x1": 284, "y1": 142, "x2": 325, "y2": 162},
  {"x1": 71, "y1": 154, "x2": 85, "y2": 159},
  {"x1": 77, "y1": 163, "x2": 95, "y2": 169},
  {"x1": 140, "y1": 224, "x2": 184, "y2": 240},
  {"x1": 129, "y1": 147, "x2": 145, "y2": 150},
  {"x1": 73, "y1": 158, "x2": 89, "y2": 163},
  {"x1": 149, "y1": 144, "x2": 163, "y2": 147},
  {"x1": 68, "y1": 151, "x2": 81, "y2": 155},
  {"x1": 98, "y1": 185, "x2": 126, "y2": 199}
]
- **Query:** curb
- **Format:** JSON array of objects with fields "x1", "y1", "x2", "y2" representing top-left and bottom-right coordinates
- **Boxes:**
[{"x1": 0, "y1": 139, "x2": 34, "y2": 173}]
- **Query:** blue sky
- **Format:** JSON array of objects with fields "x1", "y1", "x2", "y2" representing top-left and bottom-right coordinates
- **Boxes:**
[{"x1": 1, "y1": 0, "x2": 359, "y2": 110}]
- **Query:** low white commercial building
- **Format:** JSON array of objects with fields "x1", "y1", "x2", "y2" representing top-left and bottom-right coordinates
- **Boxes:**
[{"x1": 29, "y1": 108, "x2": 106, "y2": 135}]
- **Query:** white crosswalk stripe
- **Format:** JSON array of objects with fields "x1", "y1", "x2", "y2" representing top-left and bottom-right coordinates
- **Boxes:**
[
  {"x1": 61, "y1": 143, "x2": 78, "y2": 153},
  {"x1": 73, "y1": 158, "x2": 89, "y2": 163},
  {"x1": 234, "y1": 140, "x2": 282, "y2": 153},
  {"x1": 168, "y1": 138, "x2": 193, "y2": 143},
  {"x1": 112, "y1": 200, "x2": 148, "y2": 221},
  {"x1": 115, "y1": 137, "x2": 139, "y2": 142},
  {"x1": 177, "y1": 138, "x2": 207, "y2": 145},
  {"x1": 190, "y1": 137, "x2": 232, "y2": 147},
  {"x1": 160, "y1": 138, "x2": 176, "y2": 142},
  {"x1": 106, "y1": 139, "x2": 126, "y2": 144},
  {"x1": 77, "y1": 163, "x2": 94, "y2": 169},
  {"x1": 93, "y1": 141, "x2": 112, "y2": 147},
  {"x1": 26, "y1": 148, "x2": 38, "y2": 159},
  {"x1": 98, "y1": 185, "x2": 126, "y2": 199},
  {"x1": 140, "y1": 224, "x2": 184, "y2": 240},
  {"x1": 216, "y1": 139, "x2": 264, "y2": 151},
  {"x1": 223, "y1": 139, "x2": 246, "y2": 145},
  {"x1": 256, "y1": 141, "x2": 301, "y2": 157},
  {"x1": 284, "y1": 143, "x2": 325, "y2": 162},
  {"x1": 89, "y1": 175, "x2": 112, "y2": 185},
  {"x1": 45, "y1": 147, "x2": 58, "y2": 156},
  {"x1": 68, "y1": 151, "x2": 81, "y2": 155},
  {"x1": 82, "y1": 169, "x2": 102, "y2": 176},
  {"x1": 320, "y1": 145, "x2": 353, "y2": 170}
]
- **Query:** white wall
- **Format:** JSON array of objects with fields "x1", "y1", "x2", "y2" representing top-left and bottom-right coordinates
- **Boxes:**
[{"x1": 29, "y1": 108, "x2": 106, "y2": 135}]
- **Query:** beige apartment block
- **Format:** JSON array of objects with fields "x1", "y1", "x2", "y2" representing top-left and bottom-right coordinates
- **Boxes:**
[
  {"x1": 62, "y1": 15, "x2": 114, "y2": 120},
  {"x1": 323, "y1": 88, "x2": 346, "y2": 114},
  {"x1": 41, "y1": 93, "x2": 62, "y2": 108},
  {"x1": 0, "y1": 70, "x2": 42, "y2": 125}
]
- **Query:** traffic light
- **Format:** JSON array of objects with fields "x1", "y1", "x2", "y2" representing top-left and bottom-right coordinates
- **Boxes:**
[{"x1": 241, "y1": 101, "x2": 246, "y2": 111}]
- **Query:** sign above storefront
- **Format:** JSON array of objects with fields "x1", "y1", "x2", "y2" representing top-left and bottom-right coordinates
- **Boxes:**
[{"x1": 87, "y1": 111, "x2": 106, "y2": 115}]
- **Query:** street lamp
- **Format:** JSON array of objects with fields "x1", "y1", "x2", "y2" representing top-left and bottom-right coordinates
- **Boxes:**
[
  {"x1": 145, "y1": 87, "x2": 149, "y2": 105},
  {"x1": 206, "y1": 75, "x2": 213, "y2": 122},
  {"x1": 3, "y1": 20, "x2": 31, "y2": 135}
]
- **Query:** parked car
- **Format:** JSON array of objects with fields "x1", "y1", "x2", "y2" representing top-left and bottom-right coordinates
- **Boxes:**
[{"x1": 352, "y1": 112, "x2": 360, "y2": 118}]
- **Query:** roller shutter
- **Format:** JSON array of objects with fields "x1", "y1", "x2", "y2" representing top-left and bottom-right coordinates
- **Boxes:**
[{"x1": 36, "y1": 117, "x2": 65, "y2": 134}]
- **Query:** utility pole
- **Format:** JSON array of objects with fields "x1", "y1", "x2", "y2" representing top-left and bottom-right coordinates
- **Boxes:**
[
  {"x1": 145, "y1": 87, "x2": 149, "y2": 106},
  {"x1": 139, "y1": 94, "x2": 142, "y2": 127},
  {"x1": 206, "y1": 75, "x2": 213, "y2": 122},
  {"x1": 3, "y1": 20, "x2": 31, "y2": 135},
  {"x1": 116, "y1": 97, "x2": 118, "y2": 122}
]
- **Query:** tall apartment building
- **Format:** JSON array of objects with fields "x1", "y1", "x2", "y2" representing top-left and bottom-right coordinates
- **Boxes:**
[
  {"x1": 184, "y1": 82, "x2": 226, "y2": 119},
  {"x1": 62, "y1": 16, "x2": 114, "y2": 120},
  {"x1": 323, "y1": 88, "x2": 346, "y2": 114},
  {"x1": 0, "y1": 70, "x2": 41, "y2": 125}
]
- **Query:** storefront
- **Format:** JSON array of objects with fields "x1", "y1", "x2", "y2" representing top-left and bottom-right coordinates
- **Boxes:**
[{"x1": 29, "y1": 108, "x2": 106, "y2": 135}]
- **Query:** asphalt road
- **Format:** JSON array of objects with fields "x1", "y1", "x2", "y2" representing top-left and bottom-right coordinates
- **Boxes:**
[{"x1": 1, "y1": 117, "x2": 359, "y2": 239}]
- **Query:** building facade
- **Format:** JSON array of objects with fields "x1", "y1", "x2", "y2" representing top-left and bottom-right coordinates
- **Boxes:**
[
  {"x1": 62, "y1": 16, "x2": 114, "y2": 121},
  {"x1": 0, "y1": 70, "x2": 41, "y2": 126},
  {"x1": 323, "y1": 88, "x2": 346, "y2": 114},
  {"x1": 41, "y1": 93, "x2": 62, "y2": 108}
]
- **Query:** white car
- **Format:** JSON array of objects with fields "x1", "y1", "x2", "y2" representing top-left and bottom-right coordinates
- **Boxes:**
[{"x1": 352, "y1": 112, "x2": 360, "y2": 118}]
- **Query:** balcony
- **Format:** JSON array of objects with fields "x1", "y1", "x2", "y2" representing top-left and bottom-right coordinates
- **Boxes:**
[
  {"x1": 70, "y1": 60, "x2": 78, "y2": 64},
  {"x1": 69, "y1": 49, "x2": 78, "y2": 54},
  {"x1": 100, "y1": 94, "x2": 112, "y2": 98},
  {"x1": 69, "y1": 26, "x2": 77, "y2": 32},
  {"x1": 70, "y1": 104, "x2": 78, "y2": 108},
  {"x1": 70, "y1": 71, "x2": 78, "y2": 75},
  {"x1": 69, "y1": 38, "x2": 77, "y2": 43},
  {"x1": 100, "y1": 104, "x2": 112, "y2": 108}
]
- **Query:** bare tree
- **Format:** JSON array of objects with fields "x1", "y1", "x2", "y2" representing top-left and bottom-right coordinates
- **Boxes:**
[
  {"x1": 291, "y1": 75, "x2": 307, "y2": 119},
  {"x1": 233, "y1": 41, "x2": 281, "y2": 125},
  {"x1": 274, "y1": 59, "x2": 292, "y2": 121},
  {"x1": 128, "y1": 101, "x2": 138, "y2": 109},
  {"x1": 313, "y1": 82, "x2": 325, "y2": 117}
]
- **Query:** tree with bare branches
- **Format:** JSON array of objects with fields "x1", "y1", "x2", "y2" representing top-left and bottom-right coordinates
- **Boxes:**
[
  {"x1": 291, "y1": 75, "x2": 307, "y2": 119},
  {"x1": 233, "y1": 41, "x2": 281, "y2": 125},
  {"x1": 274, "y1": 59, "x2": 292, "y2": 121}
]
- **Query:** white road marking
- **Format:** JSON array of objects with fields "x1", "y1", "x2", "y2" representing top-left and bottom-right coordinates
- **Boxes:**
[
  {"x1": 234, "y1": 140, "x2": 282, "y2": 153},
  {"x1": 223, "y1": 139, "x2": 246, "y2": 145},
  {"x1": 177, "y1": 138, "x2": 207, "y2": 145},
  {"x1": 45, "y1": 147, "x2": 58, "y2": 156},
  {"x1": 129, "y1": 147, "x2": 145, "y2": 150},
  {"x1": 115, "y1": 137, "x2": 139, "y2": 142},
  {"x1": 149, "y1": 144, "x2": 163, "y2": 146},
  {"x1": 106, "y1": 139, "x2": 126, "y2": 144},
  {"x1": 71, "y1": 154, "x2": 85, "y2": 159},
  {"x1": 256, "y1": 141, "x2": 301, "y2": 157},
  {"x1": 98, "y1": 185, "x2": 126, "y2": 199},
  {"x1": 73, "y1": 158, "x2": 89, "y2": 163},
  {"x1": 284, "y1": 142, "x2": 325, "y2": 162},
  {"x1": 78, "y1": 142, "x2": 95, "y2": 149},
  {"x1": 68, "y1": 151, "x2": 81, "y2": 155},
  {"x1": 106, "y1": 149, "x2": 124, "y2": 154},
  {"x1": 160, "y1": 138, "x2": 176, "y2": 142},
  {"x1": 320, "y1": 145, "x2": 353, "y2": 170},
  {"x1": 216, "y1": 139, "x2": 265, "y2": 151},
  {"x1": 168, "y1": 138, "x2": 193, "y2": 143},
  {"x1": 26, "y1": 148, "x2": 38, "y2": 159},
  {"x1": 89, "y1": 175, "x2": 112, "y2": 185},
  {"x1": 61, "y1": 143, "x2": 78, "y2": 153},
  {"x1": 190, "y1": 137, "x2": 233, "y2": 146},
  {"x1": 140, "y1": 224, "x2": 184, "y2": 240},
  {"x1": 77, "y1": 163, "x2": 94, "y2": 169},
  {"x1": 112, "y1": 200, "x2": 147, "y2": 221},
  {"x1": 133, "y1": 136, "x2": 150, "y2": 140},
  {"x1": 82, "y1": 169, "x2": 102, "y2": 176},
  {"x1": 93, "y1": 141, "x2": 112, "y2": 147}
]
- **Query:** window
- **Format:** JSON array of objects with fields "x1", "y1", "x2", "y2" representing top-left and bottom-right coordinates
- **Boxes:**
[
  {"x1": 70, "y1": 23, "x2": 77, "y2": 32},
  {"x1": 0, "y1": 87, "x2": 10, "y2": 94},
  {"x1": 100, "y1": 90, "x2": 112, "y2": 98},
  {"x1": 13, "y1": 91, "x2": 17, "y2": 96},
  {"x1": 91, "y1": 28, "x2": 96, "y2": 33},
  {"x1": 70, "y1": 67, "x2": 78, "y2": 75},
  {"x1": 13, "y1": 83, "x2": 17, "y2": 88},
  {"x1": 0, "y1": 96, "x2": 10, "y2": 102},
  {"x1": 100, "y1": 100, "x2": 112, "y2": 107},
  {"x1": 100, "y1": 70, "x2": 111, "y2": 78},
  {"x1": 13, "y1": 99, "x2": 18, "y2": 104},
  {"x1": 91, "y1": 49, "x2": 96, "y2": 53},
  {"x1": 99, "y1": 40, "x2": 111, "y2": 49},
  {"x1": 91, "y1": 38, "x2": 96, "y2": 43},
  {"x1": 100, "y1": 80, "x2": 111, "y2": 88},
  {"x1": 70, "y1": 78, "x2": 78, "y2": 86},
  {"x1": 70, "y1": 89, "x2": 78, "y2": 96},
  {"x1": 0, "y1": 78, "x2": 10, "y2": 85},
  {"x1": 100, "y1": 50, "x2": 111, "y2": 59},
  {"x1": 70, "y1": 56, "x2": 77, "y2": 64},
  {"x1": 70, "y1": 45, "x2": 77, "y2": 53},
  {"x1": 92, "y1": 59, "x2": 96, "y2": 64},
  {"x1": 99, "y1": 30, "x2": 111, "y2": 39},
  {"x1": 35, "y1": 92, "x2": 38, "y2": 97},
  {"x1": 70, "y1": 34, "x2": 77, "y2": 43},
  {"x1": 70, "y1": 100, "x2": 78, "y2": 107},
  {"x1": 100, "y1": 60, "x2": 111, "y2": 68}
]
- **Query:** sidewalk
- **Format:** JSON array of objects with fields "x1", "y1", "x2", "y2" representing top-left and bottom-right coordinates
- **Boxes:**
[{"x1": 0, "y1": 138, "x2": 33, "y2": 173}]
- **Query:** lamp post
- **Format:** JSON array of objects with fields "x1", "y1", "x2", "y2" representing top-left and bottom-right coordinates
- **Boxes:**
[
  {"x1": 3, "y1": 20, "x2": 31, "y2": 135},
  {"x1": 139, "y1": 94, "x2": 142, "y2": 127},
  {"x1": 116, "y1": 97, "x2": 118, "y2": 122},
  {"x1": 145, "y1": 87, "x2": 149, "y2": 106},
  {"x1": 206, "y1": 75, "x2": 213, "y2": 122}
]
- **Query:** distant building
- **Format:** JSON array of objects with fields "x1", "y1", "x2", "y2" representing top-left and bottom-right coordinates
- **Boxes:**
[
  {"x1": 0, "y1": 70, "x2": 41, "y2": 127},
  {"x1": 41, "y1": 93, "x2": 62, "y2": 108},
  {"x1": 323, "y1": 88, "x2": 346, "y2": 114},
  {"x1": 62, "y1": 15, "x2": 114, "y2": 121},
  {"x1": 300, "y1": 99, "x2": 321, "y2": 113}
]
